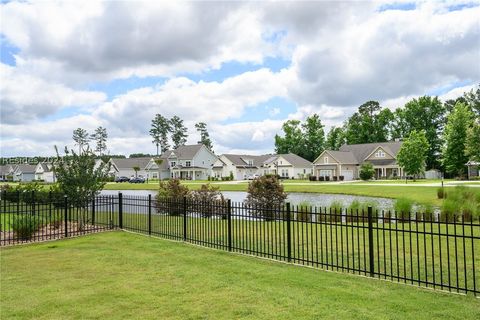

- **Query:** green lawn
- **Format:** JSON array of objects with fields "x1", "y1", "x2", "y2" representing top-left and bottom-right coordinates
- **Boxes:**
[{"x1": 1, "y1": 232, "x2": 479, "y2": 319}]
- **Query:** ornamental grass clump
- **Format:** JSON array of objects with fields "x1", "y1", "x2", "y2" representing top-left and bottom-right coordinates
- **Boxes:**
[
  {"x1": 327, "y1": 200, "x2": 343, "y2": 222},
  {"x1": 347, "y1": 199, "x2": 378, "y2": 222},
  {"x1": 394, "y1": 198, "x2": 414, "y2": 222},
  {"x1": 12, "y1": 214, "x2": 42, "y2": 240},
  {"x1": 296, "y1": 201, "x2": 313, "y2": 222}
]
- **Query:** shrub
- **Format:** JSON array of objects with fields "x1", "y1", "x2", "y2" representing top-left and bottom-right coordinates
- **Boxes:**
[
  {"x1": 189, "y1": 184, "x2": 227, "y2": 218},
  {"x1": 437, "y1": 187, "x2": 446, "y2": 199},
  {"x1": 245, "y1": 175, "x2": 287, "y2": 221},
  {"x1": 325, "y1": 176, "x2": 330, "y2": 182},
  {"x1": 333, "y1": 176, "x2": 338, "y2": 181},
  {"x1": 12, "y1": 214, "x2": 41, "y2": 240},
  {"x1": 229, "y1": 171, "x2": 234, "y2": 181},
  {"x1": 156, "y1": 179, "x2": 190, "y2": 215},
  {"x1": 339, "y1": 175, "x2": 344, "y2": 181},
  {"x1": 319, "y1": 176, "x2": 324, "y2": 181},
  {"x1": 359, "y1": 163, "x2": 375, "y2": 181},
  {"x1": 311, "y1": 176, "x2": 317, "y2": 181}
]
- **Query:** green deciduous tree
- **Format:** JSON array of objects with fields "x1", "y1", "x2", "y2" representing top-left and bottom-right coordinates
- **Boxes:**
[
  {"x1": 359, "y1": 163, "x2": 375, "y2": 181},
  {"x1": 325, "y1": 126, "x2": 345, "y2": 150},
  {"x1": 90, "y1": 126, "x2": 108, "y2": 155},
  {"x1": 275, "y1": 115, "x2": 325, "y2": 162},
  {"x1": 344, "y1": 101, "x2": 393, "y2": 145},
  {"x1": 443, "y1": 102, "x2": 474, "y2": 176},
  {"x1": 170, "y1": 115, "x2": 188, "y2": 149},
  {"x1": 132, "y1": 166, "x2": 140, "y2": 177},
  {"x1": 54, "y1": 146, "x2": 110, "y2": 208},
  {"x1": 195, "y1": 122, "x2": 213, "y2": 151},
  {"x1": 397, "y1": 130, "x2": 429, "y2": 179},
  {"x1": 72, "y1": 128, "x2": 90, "y2": 154},
  {"x1": 274, "y1": 120, "x2": 303, "y2": 155},
  {"x1": 150, "y1": 114, "x2": 171, "y2": 156},
  {"x1": 465, "y1": 122, "x2": 480, "y2": 162},
  {"x1": 301, "y1": 114, "x2": 325, "y2": 162},
  {"x1": 393, "y1": 96, "x2": 446, "y2": 169}
]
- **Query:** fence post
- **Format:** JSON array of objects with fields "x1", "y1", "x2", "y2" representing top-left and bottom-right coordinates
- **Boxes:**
[
  {"x1": 368, "y1": 206, "x2": 375, "y2": 277},
  {"x1": 183, "y1": 196, "x2": 187, "y2": 241},
  {"x1": 91, "y1": 196, "x2": 96, "y2": 225},
  {"x1": 286, "y1": 202, "x2": 292, "y2": 263},
  {"x1": 64, "y1": 195, "x2": 68, "y2": 238},
  {"x1": 227, "y1": 199, "x2": 232, "y2": 251},
  {"x1": 148, "y1": 194, "x2": 152, "y2": 235},
  {"x1": 118, "y1": 192, "x2": 123, "y2": 229}
]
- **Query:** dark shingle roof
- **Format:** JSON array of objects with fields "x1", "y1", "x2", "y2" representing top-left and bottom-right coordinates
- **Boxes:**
[
  {"x1": 326, "y1": 151, "x2": 358, "y2": 164},
  {"x1": 222, "y1": 154, "x2": 272, "y2": 167},
  {"x1": 277, "y1": 154, "x2": 312, "y2": 167},
  {"x1": 111, "y1": 157, "x2": 152, "y2": 170},
  {"x1": 338, "y1": 141, "x2": 403, "y2": 163},
  {"x1": 15, "y1": 164, "x2": 36, "y2": 174},
  {"x1": 166, "y1": 144, "x2": 205, "y2": 160}
]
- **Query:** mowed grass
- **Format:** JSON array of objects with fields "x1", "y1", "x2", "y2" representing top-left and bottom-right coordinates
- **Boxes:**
[{"x1": 1, "y1": 231, "x2": 479, "y2": 320}]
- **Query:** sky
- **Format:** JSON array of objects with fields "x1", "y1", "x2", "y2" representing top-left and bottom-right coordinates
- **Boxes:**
[{"x1": 0, "y1": 0, "x2": 479, "y2": 157}]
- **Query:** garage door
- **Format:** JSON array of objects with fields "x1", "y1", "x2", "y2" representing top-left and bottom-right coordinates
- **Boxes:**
[{"x1": 341, "y1": 170, "x2": 354, "y2": 181}]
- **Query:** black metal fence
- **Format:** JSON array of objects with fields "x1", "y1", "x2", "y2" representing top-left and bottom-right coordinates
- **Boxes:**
[{"x1": 1, "y1": 191, "x2": 478, "y2": 296}]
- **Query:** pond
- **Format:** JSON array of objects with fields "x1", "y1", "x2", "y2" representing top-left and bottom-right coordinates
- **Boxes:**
[{"x1": 101, "y1": 190, "x2": 398, "y2": 211}]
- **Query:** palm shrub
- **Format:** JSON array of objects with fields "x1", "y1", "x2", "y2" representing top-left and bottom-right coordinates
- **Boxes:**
[
  {"x1": 12, "y1": 214, "x2": 42, "y2": 240},
  {"x1": 394, "y1": 198, "x2": 414, "y2": 222}
]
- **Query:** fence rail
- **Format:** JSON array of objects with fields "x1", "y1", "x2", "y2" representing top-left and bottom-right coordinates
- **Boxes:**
[{"x1": 1, "y1": 191, "x2": 478, "y2": 296}]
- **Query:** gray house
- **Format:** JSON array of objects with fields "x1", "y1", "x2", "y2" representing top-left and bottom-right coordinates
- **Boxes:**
[
  {"x1": 212, "y1": 153, "x2": 312, "y2": 180},
  {"x1": 313, "y1": 141, "x2": 404, "y2": 180},
  {"x1": 13, "y1": 164, "x2": 37, "y2": 182},
  {"x1": 145, "y1": 144, "x2": 217, "y2": 180},
  {"x1": 0, "y1": 165, "x2": 15, "y2": 181}
]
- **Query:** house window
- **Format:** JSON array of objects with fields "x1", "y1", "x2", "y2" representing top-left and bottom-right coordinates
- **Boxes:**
[
  {"x1": 324, "y1": 157, "x2": 329, "y2": 164},
  {"x1": 303, "y1": 169, "x2": 306, "y2": 174},
  {"x1": 186, "y1": 161, "x2": 191, "y2": 167},
  {"x1": 248, "y1": 160, "x2": 253, "y2": 166},
  {"x1": 171, "y1": 161, "x2": 176, "y2": 167},
  {"x1": 375, "y1": 150, "x2": 386, "y2": 158}
]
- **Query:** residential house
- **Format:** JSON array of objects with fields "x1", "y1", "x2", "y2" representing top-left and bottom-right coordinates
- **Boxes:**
[
  {"x1": 262, "y1": 154, "x2": 313, "y2": 179},
  {"x1": 34, "y1": 163, "x2": 56, "y2": 183},
  {"x1": 212, "y1": 154, "x2": 272, "y2": 180},
  {"x1": 0, "y1": 165, "x2": 15, "y2": 181},
  {"x1": 12, "y1": 164, "x2": 37, "y2": 182},
  {"x1": 143, "y1": 144, "x2": 217, "y2": 181},
  {"x1": 313, "y1": 142, "x2": 404, "y2": 181},
  {"x1": 167, "y1": 144, "x2": 217, "y2": 180},
  {"x1": 212, "y1": 153, "x2": 312, "y2": 180},
  {"x1": 109, "y1": 157, "x2": 152, "y2": 178}
]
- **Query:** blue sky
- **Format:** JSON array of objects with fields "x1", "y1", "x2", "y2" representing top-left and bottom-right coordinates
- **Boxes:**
[{"x1": 0, "y1": 1, "x2": 479, "y2": 156}]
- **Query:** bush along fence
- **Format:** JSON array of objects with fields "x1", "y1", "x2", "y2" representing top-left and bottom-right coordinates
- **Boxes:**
[{"x1": 1, "y1": 191, "x2": 479, "y2": 296}]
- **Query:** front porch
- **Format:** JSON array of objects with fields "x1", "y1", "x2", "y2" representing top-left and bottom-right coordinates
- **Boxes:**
[
  {"x1": 373, "y1": 166, "x2": 402, "y2": 179},
  {"x1": 171, "y1": 167, "x2": 209, "y2": 180}
]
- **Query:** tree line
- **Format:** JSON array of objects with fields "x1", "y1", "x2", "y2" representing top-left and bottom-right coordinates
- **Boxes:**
[
  {"x1": 275, "y1": 85, "x2": 480, "y2": 177},
  {"x1": 149, "y1": 114, "x2": 213, "y2": 155}
]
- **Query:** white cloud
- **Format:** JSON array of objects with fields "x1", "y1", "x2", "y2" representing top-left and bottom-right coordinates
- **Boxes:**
[
  {"x1": 0, "y1": 64, "x2": 106, "y2": 124},
  {"x1": 1, "y1": 1, "x2": 479, "y2": 157}
]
